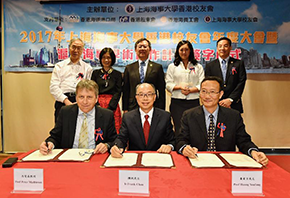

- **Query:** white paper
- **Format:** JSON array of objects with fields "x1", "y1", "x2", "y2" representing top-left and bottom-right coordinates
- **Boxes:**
[
  {"x1": 220, "y1": 153, "x2": 262, "y2": 168},
  {"x1": 189, "y1": 153, "x2": 225, "y2": 168},
  {"x1": 14, "y1": 169, "x2": 44, "y2": 192},
  {"x1": 141, "y1": 153, "x2": 173, "y2": 167},
  {"x1": 119, "y1": 170, "x2": 149, "y2": 195},
  {"x1": 104, "y1": 153, "x2": 138, "y2": 167},
  {"x1": 58, "y1": 149, "x2": 94, "y2": 161},
  {"x1": 232, "y1": 171, "x2": 263, "y2": 195},
  {"x1": 22, "y1": 149, "x2": 63, "y2": 161}
]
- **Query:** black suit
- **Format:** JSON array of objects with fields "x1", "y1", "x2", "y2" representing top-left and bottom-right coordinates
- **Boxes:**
[
  {"x1": 46, "y1": 104, "x2": 117, "y2": 149},
  {"x1": 122, "y1": 61, "x2": 165, "y2": 111},
  {"x1": 205, "y1": 57, "x2": 247, "y2": 113},
  {"x1": 114, "y1": 108, "x2": 175, "y2": 151},
  {"x1": 176, "y1": 106, "x2": 258, "y2": 155}
]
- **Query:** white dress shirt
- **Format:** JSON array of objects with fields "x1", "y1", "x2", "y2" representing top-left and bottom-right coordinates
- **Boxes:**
[
  {"x1": 139, "y1": 107, "x2": 154, "y2": 126},
  {"x1": 166, "y1": 61, "x2": 204, "y2": 100},
  {"x1": 50, "y1": 58, "x2": 93, "y2": 102}
]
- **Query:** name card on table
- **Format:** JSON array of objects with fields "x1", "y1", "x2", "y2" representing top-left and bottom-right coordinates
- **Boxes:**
[
  {"x1": 232, "y1": 171, "x2": 263, "y2": 196},
  {"x1": 13, "y1": 168, "x2": 44, "y2": 194},
  {"x1": 119, "y1": 170, "x2": 149, "y2": 196}
]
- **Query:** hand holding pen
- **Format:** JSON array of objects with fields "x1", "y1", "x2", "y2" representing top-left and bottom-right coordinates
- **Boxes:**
[
  {"x1": 110, "y1": 144, "x2": 124, "y2": 158},
  {"x1": 39, "y1": 141, "x2": 54, "y2": 155},
  {"x1": 182, "y1": 145, "x2": 198, "y2": 159}
]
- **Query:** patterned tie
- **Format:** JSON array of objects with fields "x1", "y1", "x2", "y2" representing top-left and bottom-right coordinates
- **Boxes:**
[
  {"x1": 143, "y1": 115, "x2": 150, "y2": 144},
  {"x1": 207, "y1": 114, "x2": 216, "y2": 151},
  {"x1": 78, "y1": 113, "x2": 88, "y2": 148},
  {"x1": 140, "y1": 61, "x2": 145, "y2": 83},
  {"x1": 221, "y1": 59, "x2": 227, "y2": 82}
]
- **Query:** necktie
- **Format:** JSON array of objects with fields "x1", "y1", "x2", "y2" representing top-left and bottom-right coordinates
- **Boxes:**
[
  {"x1": 221, "y1": 59, "x2": 227, "y2": 82},
  {"x1": 140, "y1": 61, "x2": 145, "y2": 83},
  {"x1": 143, "y1": 115, "x2": 150, "y2": 144},
  {"x1": 207, "y1": 114, "x2": 216, "y2": 151},
  {"x1": 78, "y1": 113, "x2": 88, "y2": 148}
]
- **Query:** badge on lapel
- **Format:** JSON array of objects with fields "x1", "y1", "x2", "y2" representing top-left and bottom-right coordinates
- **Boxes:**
[
  {"x1": 189, "y1": 66, "x2": 195, "y2": 74},
  {"x1": 217, "y1": 123, "x2": 226, "y2": 138},
  {"x1": 77, "y1": 73, "x2": 84, "y2": 80},
  {"x1": 232, "y1": 67, "x2": 237, "y2": 75},
  {"x1": 95, "y1": 128, "x2": 104, "y2": 141}
]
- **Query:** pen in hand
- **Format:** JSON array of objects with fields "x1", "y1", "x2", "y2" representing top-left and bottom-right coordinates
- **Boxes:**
[{"x1": 46, "y1": 141, "x2": 51, "y2": 154}]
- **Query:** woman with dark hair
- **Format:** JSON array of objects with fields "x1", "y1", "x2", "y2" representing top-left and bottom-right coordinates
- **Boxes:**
[
  {"x1": 166, "y1": 40, "x2": 204, "y2": 134},
  {"x1": 91, "y1": 47, "x2": 122, "y2": 133}
]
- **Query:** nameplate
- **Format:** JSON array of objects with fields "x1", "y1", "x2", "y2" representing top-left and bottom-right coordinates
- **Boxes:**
[
  {"x1": 13, "y1": 168, "x2": 44, "y2": 194},
  {"x1": 232, "y1": 171, "x2": 263, "y2": 196},
  {"x1": 119, "y1": 170, "x2": 149, "y2": 196}
]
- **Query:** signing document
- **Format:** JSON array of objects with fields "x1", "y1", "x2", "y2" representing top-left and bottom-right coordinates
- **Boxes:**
[{"x1": 189, "y1": 153, "x2": 225, "y2": 168}]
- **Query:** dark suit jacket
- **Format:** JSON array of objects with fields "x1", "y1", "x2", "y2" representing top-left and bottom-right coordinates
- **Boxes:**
[
  {"x1": 176, "y1": 106, "x2": 258, "y2": 155},
  {"x1": 205, "y1": 57, "x2": 247, "y2": 113},
  {"x1": 46, "y1": 104, "x2": 117, "y2": 149},
  {"x1": 114, "y1": 108, "x2": 175, "y2": 151},
  {"x1": 122, "y1": 60, "x2": 165, "y2": 111}
]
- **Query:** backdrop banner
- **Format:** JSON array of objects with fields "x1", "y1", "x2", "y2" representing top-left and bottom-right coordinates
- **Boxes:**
[{"x1": 3, "y1": 0, "x2": 290, "y2": 73}]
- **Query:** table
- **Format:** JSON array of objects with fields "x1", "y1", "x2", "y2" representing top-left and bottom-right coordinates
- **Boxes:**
[{"x1": 1, "y1": 151, "x2": 290, "y2": 198}]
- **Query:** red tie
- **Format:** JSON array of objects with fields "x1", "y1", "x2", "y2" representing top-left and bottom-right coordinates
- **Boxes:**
[{"x1": 143, "y1": 115, "x2": 150, "y2": 144}]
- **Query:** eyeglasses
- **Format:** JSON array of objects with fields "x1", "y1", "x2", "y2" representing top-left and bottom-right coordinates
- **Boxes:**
[
  {"x1": 70, "y1": 45, "x2": 83, "y2": 51},
  {"x1": 136, "y1": 93, "x2": 155, "y2": 98},
  {"x1": 200, "y1": 89, "x2": 220, "y2": 96},
  {"x1": 79, "y1": 150, "x2": 94, "y2": 156}
]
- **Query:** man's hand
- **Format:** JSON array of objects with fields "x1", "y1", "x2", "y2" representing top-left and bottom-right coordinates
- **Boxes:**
[
  {"x1": 251, "y1": 150, "x2": 269, "y2": 166},
  {"x1": 110, "y1": 145, "x2": 124, "y2": 158},
  {"x1": 219, "y1": 98, "x2": 232, "y2": 108},
  {"x1": 39, "y1": 141, "x2": 54, "y2": 155},
  {"x1": 94, "y1": 143, "x2": 108, "y2": 154},
  {"x1": 157, "y1": 144, "x2": 172, "y2": 154},
  {"x1": 63, "y1": 98, "x2": 73, "y2": 106},
  {"x1": 182, "y1": 145, "x2": 198, "y2": 159}
]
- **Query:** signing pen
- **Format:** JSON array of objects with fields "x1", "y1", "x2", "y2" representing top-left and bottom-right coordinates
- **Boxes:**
[{"x1": 45, "y1": 140, "x2": 51, "y2": 153}]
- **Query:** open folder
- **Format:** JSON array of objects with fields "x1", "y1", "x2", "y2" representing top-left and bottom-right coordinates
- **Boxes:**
[
  {"x1": 21, "y1": 149, "x2": 94, "y2": 162},
  {"x1": 102, "y1": 153, "x2": 175, "y2": 168},
  {"x1": 189, "y1": 153, "x2": 263, "y2": 168}
]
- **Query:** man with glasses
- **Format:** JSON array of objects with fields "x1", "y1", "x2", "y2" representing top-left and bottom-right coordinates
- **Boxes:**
[
  {"x1": 111, "y1": 83, "x2": 175, "y2": 157},
  {"x1": 50, "y1": 38, "x2": 93, "y2": 122},
  {"x1": 122, "y1": 38, "x2": 165, "y2": 113},
  {"x1": 176, "y1": 76, "x2": 268, "y2": 166},
  {"x1": 205, "y1": 37, "x2": 246, "y2": 113}
]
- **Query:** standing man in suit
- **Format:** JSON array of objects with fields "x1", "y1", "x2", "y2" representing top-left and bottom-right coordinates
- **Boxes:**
[
  {"x1": 205, "y1": 37, "x2": 246, "y2": 113},
  {"x1": 40, "y1": 79, "x2": 117, "y2": 155},
  {"x1": 176, "y1": 76, "x2": 268, "y2": 166},
  {"x1": 111, "y1": 83, "x2": 175, "y2": 158},
  {"x1": 122, "y1": 38, "x2": 165, "y2": 112},
  {"x1": 50, "y1": 38, "x2": 93, "y2": 122}
]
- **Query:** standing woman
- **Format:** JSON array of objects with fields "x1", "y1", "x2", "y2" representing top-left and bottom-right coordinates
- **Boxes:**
[
  {"x1": 166, "y1": 40, "x2": 204, "y2": 134},
  {"x1": 91, "y1": 48, "x2": 122, "y2": 133}
]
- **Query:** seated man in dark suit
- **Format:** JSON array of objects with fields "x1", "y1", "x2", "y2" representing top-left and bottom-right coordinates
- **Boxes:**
[
  {"x1": 111, "y1": 83, "x2": 175, "y2": 158},
  {"x1": 176, "y1": 76, "x2": 268, "y2": 166},
  {"x1": 39, "y1": 79, "x2": 117, "y2": 155}
]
